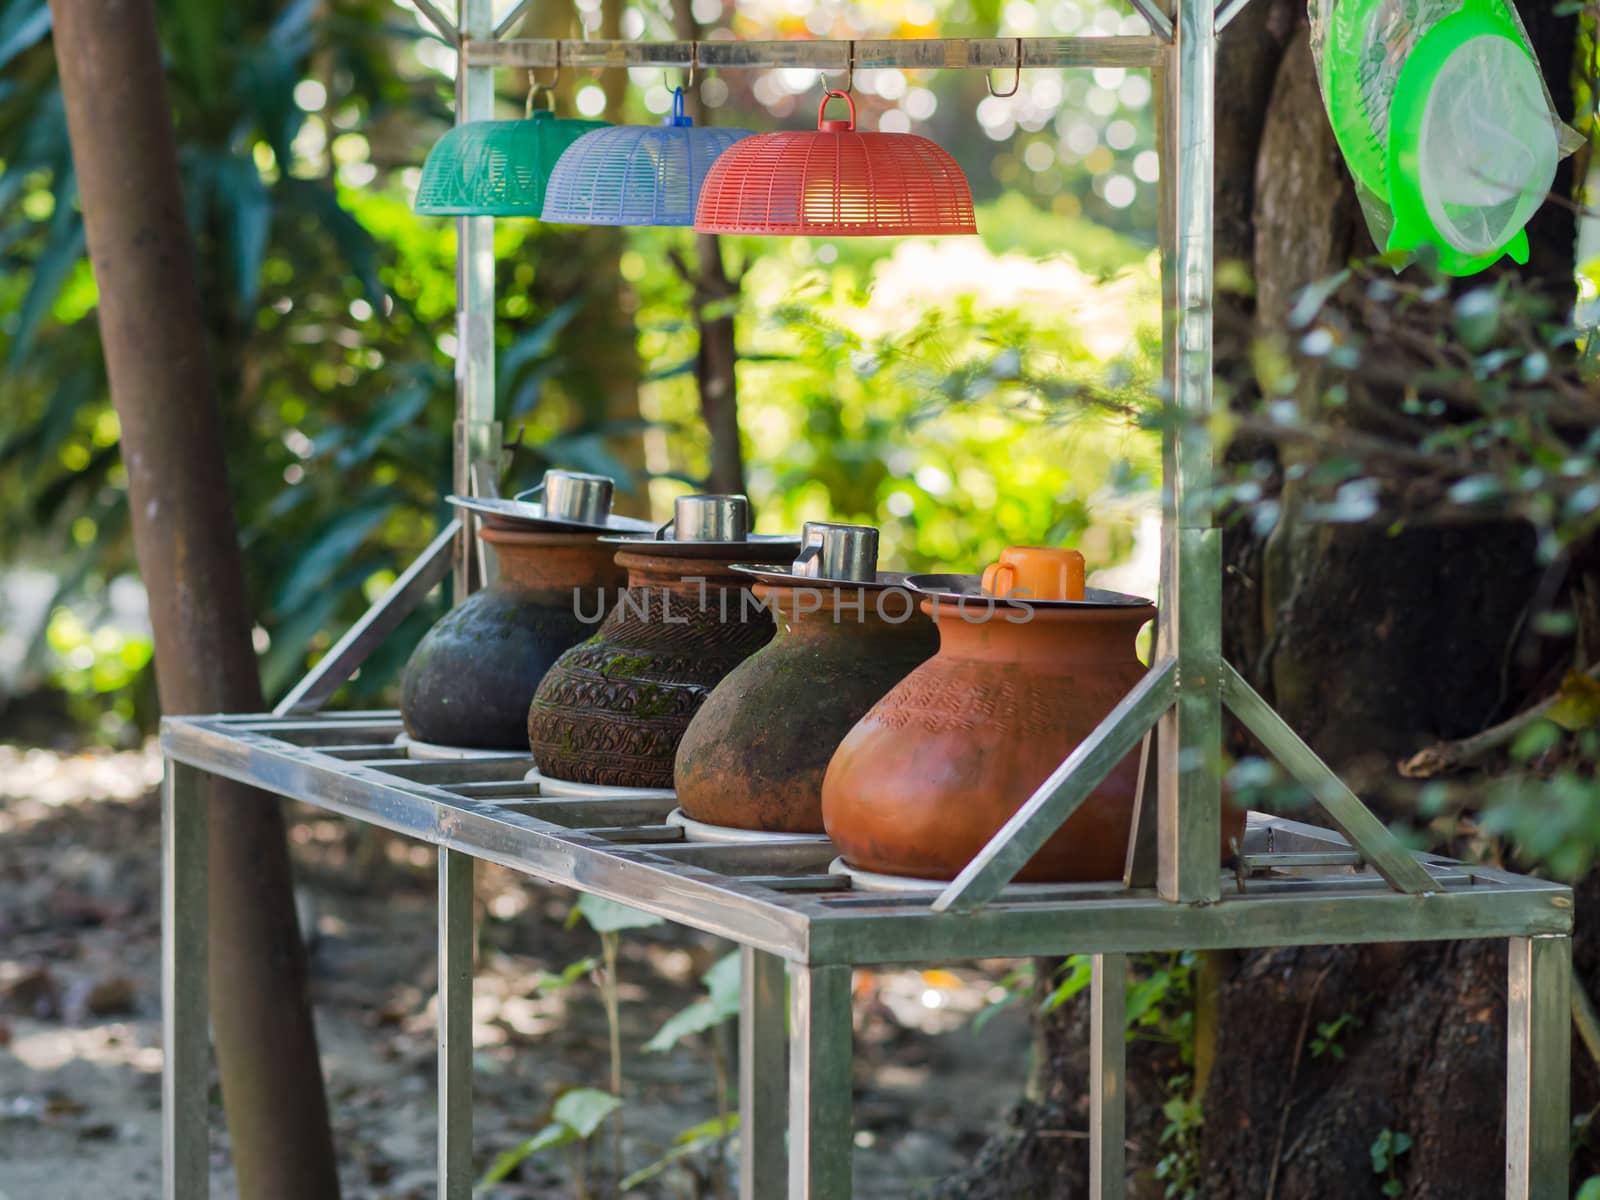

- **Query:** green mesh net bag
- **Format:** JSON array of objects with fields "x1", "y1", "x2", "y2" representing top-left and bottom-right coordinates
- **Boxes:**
[{"x1": 1310, "y1": 0, "x2": 1579, "y2": 276}]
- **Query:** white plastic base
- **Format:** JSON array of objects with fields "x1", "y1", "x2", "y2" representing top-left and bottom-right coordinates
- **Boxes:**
[
  {"x1": 397, "y1": 734, "x2": 533, "y2": 761},
  {"x1": 666, "y1": 808, "x2": 832, "y2": 845},
  {"x1": 523, "y1": 765, "x2": 677, "y2": 801}
]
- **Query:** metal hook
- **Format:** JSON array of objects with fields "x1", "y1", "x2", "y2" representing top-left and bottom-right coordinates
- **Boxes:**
[
  {"x1": 527, "y1": 39, "x2": 562, "y2": 112},
  {"x1": 525, "y1": 69, "x2": 556, "y2": 115},
  {"x1": 684, "y1": 40, "x2": 697, "y2": 91},
  {"x1": 818, "y1": 38, "x2": 854, "y2": 95},
  {"x1": 987, "y1": 38, "x2": 1022, "y2": 99}
]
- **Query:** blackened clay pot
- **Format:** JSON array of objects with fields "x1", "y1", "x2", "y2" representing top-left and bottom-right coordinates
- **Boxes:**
[
  {"x1": 822, "y1": 597, "x2": 1245, "y2": 882},
  {"x1": 400, "y1": 527, "x2": 625, "y2": 750},
  {"x1": 526, "y1": 546, "x2": 789, "y2": 788},
  {"x1": 674, "y1": 583, "x2": 938, "y2": 833}
]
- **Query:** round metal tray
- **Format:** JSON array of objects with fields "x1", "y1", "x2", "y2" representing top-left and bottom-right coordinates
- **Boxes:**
[
  {"x1": 729, "y1": 565, "x2": 914, "y2": 591},
  {"x1": 597, "y1": 533, "x2": 801, "y2": 556},
  {"x1": 905, "y1": 573, "x2": 1153, "y2": 610},
  {"x1": 447, "y1": 494, "x2": 656, "y2": 535}
]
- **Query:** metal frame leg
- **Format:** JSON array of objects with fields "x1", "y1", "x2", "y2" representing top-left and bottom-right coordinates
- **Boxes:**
[
  {"x1": 788, "y1": 964, "x2": 853, "y2": 1200},
  {"x1": 1090, "y1": 954, "x2": 1127, "y2": 1200},
  {"x1": 439, "y1": 849, "x2": 475, "y2": 1200},
  {"x1": 741, "y1": 948, "x2": 788, "y2": 1199},
  {"x1": 163, "y1": 760, "x2": 210, "y2": 1200},
  {"x1": 1507, "y1": 935, "x2": 1570, "y2": 1200}
]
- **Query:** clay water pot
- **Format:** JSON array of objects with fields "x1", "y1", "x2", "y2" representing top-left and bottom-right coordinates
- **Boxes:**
[
  {"x1": 400, "y1": 527, "x2": 626, "y2": 750},
  {"x1": 526, "y1": 545, "x2": 789, "y2": 788},
  {"x1": 674, "y1": 582, "x2": 938, "y2": 833},
  {"x1": 822, "y1": 596, "x2": 1245, "y2": 882}
]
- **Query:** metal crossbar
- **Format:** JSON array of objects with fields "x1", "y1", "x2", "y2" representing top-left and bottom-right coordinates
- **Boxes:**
[
  {"x1": 1222, "y1": 663, "x2": 1439, "y2": 894},
  {"x1": 1127, "y1": 0, "x2": 1174, "y2": 41},
  {"x1": 465, "y1": 37, "x2": 1166, "y2": 71},
  {"x1": 273, "y1": 519, "x2": 458, "y2": 717},
  {"x1": 412, "y1": 0, "x2": 458, "y2": 43}
]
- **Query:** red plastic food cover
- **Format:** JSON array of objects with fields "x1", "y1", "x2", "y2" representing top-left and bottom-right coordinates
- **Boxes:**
[{"x1": 693, "y1": 91, "x2": 978, "y2": 237}]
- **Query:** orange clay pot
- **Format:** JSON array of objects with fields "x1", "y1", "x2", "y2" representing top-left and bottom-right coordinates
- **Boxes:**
[{"x1": 821, "y1": 596, "x2": 1244, "y2": 882}]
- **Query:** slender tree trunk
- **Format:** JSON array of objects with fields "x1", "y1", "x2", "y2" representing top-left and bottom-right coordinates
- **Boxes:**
[
  {"x1": 515, "y1": 0, "x2": 651, "y2": 514},
  {"x1": 671, "y1": 0, "x2": 747, "y2": 497},
  {"x1": 48, "y1": 3, "x2": 340, "y2": 1197},
  {"x1": 1201, "y1": 9, "x2": 1585, "y2": 1195}
]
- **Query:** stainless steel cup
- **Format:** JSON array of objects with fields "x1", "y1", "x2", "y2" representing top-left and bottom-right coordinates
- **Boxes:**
[
  {"x1": 664, "y1": 494, "x2": 750, "y2": 542},
  {"x1": 792, "y1": 521, "x2": 879, "y2": 581},
  {"x1": 541, "y1": 470, "x2": 614, "y2": 525}
]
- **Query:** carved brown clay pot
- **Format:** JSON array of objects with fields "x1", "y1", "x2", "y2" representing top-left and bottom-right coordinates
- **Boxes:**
[
  {"x1": 526, "y1": 546, "x2": 788, "y2": 788},
  {"x1": 400, "y1": 527, "x2": 625, "y2": 750},
  {"x1": 822, "y1": 597, "x2": 1245, "y2": 882},
  {"x1": 674, "y1": 583, "x2": 938, "y2": 833}
]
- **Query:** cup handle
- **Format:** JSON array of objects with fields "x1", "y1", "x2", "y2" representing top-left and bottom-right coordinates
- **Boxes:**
[
  {"x1": 654, "y1": 517, "x2": 676, "y2": 541},
  {"x1": 982, "y1": 563, "x2": 1015, "y2": 598},
  {"x1": 513, "y1": 482, "x2": 546, "y2": 503},
  {"x1": 792, "y1": 541, "x2": 822, "y2": 577}
]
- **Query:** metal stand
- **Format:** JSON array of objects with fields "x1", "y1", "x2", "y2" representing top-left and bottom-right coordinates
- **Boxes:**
[{"x1": 160, "y1": 3, "x2": 1575, "y2": 1198}]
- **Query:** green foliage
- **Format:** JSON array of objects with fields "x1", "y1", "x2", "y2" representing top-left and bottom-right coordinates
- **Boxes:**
[
  {"x1": 644, "y1": 950, "x2": 742, "y2": 1053},
  {"x1": 1043, "y1": 956, "x2": 1094, "y2": 1012},
  {"x1": 975, "y1": 194, "x2": 1152, "y2": 278},
  {"x1": 637, "y1": 236, "x2": 1161, "y2": 573},
  {"x1": 1218, "y1": 258, "x2": 1600, "y2": 880},
  {"x1": 1310, "y1": 1011, "x2": 1362, "y2": 1061},
  {"x1": 971, "y1": 962, "x2": 1038, "y2": 1031},
  {"x1": 476, "y1": 1087, "x2": 622, "y2": 1189},
  {"x1": 566, "y1": 893, "x2": 666, "y2": 935},
  {"x1": 1479, "y1": 764, "x2": 1600, "y2": 880},
  {"x1": 529, "y1": 956, "x2": 599, "y2": 996},
  {"x1": 1576, "y1": 1176, "x2": 1600, "y2": 1200},
  {"x1": 40, "y1": 606, "x2": 154, "y2": 729},
  {"x1": 618, "y1": 1113, "x2": 739, "y2": 1191},
  {"x1": 1154, "y1": 1073, "x2": 1204, "y2": 1200},
  {"x1": 1369, "y1": 1127, "x2": 1413, "y2": 1198}
]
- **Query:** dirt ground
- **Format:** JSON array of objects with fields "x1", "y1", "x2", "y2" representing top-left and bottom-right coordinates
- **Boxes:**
[{"x1": 0, "y1": 743, "x2": 1036, "y2": 1199}]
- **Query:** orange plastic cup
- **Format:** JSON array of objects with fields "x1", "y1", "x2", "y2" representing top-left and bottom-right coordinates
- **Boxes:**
[{"x1": 981, "y1": 546, "x2": 1087, "y2": 602}]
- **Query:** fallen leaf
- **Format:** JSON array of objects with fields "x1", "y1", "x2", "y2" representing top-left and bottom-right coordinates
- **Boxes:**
[
  {"x1": 85, "y1": 975, "x2": 136, "y2": 1017},
  {"x1": 1, "y1": 965, "x2": 61, "y2": 1019},
  {"x1": 1547, "y1": 672, "x2": 1600, "y2": 732}
]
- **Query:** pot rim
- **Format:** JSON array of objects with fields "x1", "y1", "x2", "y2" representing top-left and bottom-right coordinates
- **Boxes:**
[{"x1": 478, "y1": 525, "x2": 616, "y2": 549}]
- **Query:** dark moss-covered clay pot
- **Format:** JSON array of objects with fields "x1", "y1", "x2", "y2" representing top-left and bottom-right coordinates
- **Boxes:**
[
  {"x1": 526, "y1": 546, "x2": 789, "y2": 787},
  {"x1": 822, "y1": 598, "x2": 1247, "y2": 882},
  {"x1": 400, "y1": 527, "x2": 626, "y2": 750},
  {"x1": 675, "y1": 583, "x2": 938, "y2": 832}
]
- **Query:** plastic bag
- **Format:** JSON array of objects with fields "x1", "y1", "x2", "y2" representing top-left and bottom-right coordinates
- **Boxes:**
[{"x1": 1308, "y1": 0, "x2": 1581, "y2": 276}]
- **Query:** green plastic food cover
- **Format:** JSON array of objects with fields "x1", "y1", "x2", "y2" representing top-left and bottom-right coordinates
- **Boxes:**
[{"x1": 1310, "y1": 0, "x2": 1580, "y2": 276}]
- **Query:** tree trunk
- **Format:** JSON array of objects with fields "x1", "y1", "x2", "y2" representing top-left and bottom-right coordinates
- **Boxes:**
[
  {"x1": 48, "y1": 3, "x2": 340, "y2": 1197},
  {"x1": 516, "y1": 0, "x2": 651, "y2": 515},
  {"x1": 942, "y1": 5, "x2": 1588, "y2": 1197},
  {"x1": 671, "y1": 0, "x2": 747, "y2": 497},
  {"x1": 1201, "y1": 8, "x2": 1583, "y2": 1196}
]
